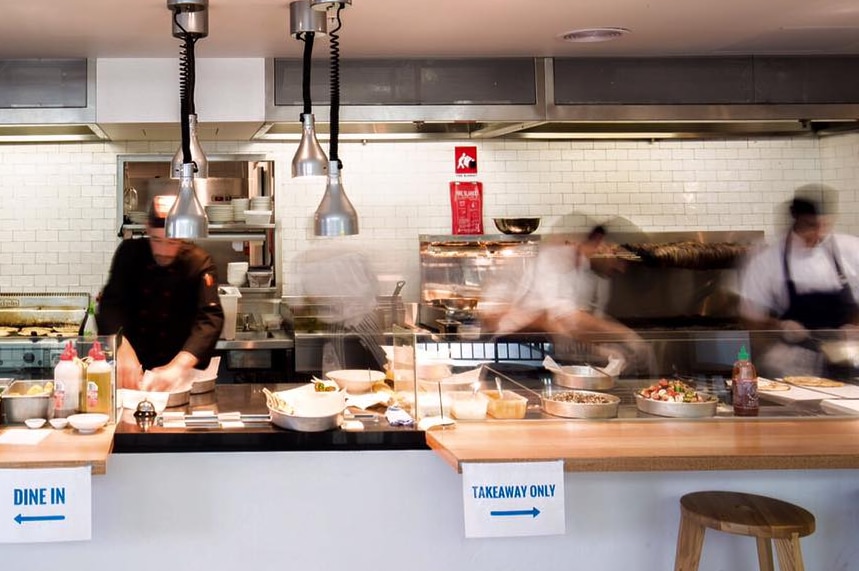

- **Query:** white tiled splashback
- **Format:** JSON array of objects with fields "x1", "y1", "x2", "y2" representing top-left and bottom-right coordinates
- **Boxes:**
[{"x1": 0, "y1": 134, "x2": 856, "y2": 301}]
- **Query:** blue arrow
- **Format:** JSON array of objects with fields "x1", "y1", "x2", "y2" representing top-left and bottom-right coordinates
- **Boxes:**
[
  {"x1": 490, "y1": 507, "x2": 540, "y2": 518},
  {"x1": 14, "y1": 514, "x2": 66, "y2": 525}
]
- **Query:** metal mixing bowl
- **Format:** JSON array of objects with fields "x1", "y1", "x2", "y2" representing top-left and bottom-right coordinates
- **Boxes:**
[{"x1": 493, "y1": 217, "x2": 541, "y2": 235}]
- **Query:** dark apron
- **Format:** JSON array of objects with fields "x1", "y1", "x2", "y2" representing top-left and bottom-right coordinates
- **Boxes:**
[{"x1": 780, "y1": 235, "x2": 858, "y2": 330}]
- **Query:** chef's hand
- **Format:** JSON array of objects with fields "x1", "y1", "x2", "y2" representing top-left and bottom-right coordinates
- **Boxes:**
[
  {"x1": 780, "y1": 320, "x2": 810, "y2": 344},
  {"x1": 145, "y1": 351, "x2": 198, "y2": 392},
  {"x1": 116, "y1": 340, "x2": 144, "y2": 390}
]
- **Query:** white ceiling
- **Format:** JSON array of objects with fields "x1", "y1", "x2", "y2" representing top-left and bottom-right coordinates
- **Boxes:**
[{"x1": 2, "y1": 0, "x2": 859, "y2": 59}]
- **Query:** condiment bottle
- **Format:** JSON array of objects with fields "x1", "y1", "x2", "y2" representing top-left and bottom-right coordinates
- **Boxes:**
[
  {"x1": 732, "y1": 345, "x2": 758, "y2": 417},
  {"x1": 53, "y1": 341, "x2": 83, "y2": 418},
  {"x1": 83, "y1": 341, "x2": 113, "y2": 415}
]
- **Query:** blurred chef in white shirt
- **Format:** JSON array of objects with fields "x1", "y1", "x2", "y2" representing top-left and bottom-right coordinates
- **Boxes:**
[
  {"x1": 739, "y1": 185, "x2": 859, "y2": 376},
  {"x1": 480, "y1": 226, "x2": 648, "y2": 370}
]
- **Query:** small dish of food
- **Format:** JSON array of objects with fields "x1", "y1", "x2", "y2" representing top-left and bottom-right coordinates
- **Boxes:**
[
  {"x1": 67, "y1": 413, "x2": 110, "y2": 434},
  {"x1": 24, "y1": 418, "x2": 47, "y2": 429},
  {"x1": 48, "y1": 417, "x2": 70, "y2": 429}
]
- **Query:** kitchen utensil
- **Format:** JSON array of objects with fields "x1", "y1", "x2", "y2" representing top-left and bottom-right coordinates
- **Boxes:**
[
  {"x1": 542, "y1": 390, "x2": 620, "y2": 419},
  {"x1": 392, "y1": 280, "x2": 406, "y2": 297},
  {"x1": 493, "y1": 217, "x2": 541, "y2": 235},
  {"x1": 494, "y1": 376, "x2": 504, "y2": 399},
  {"x1": 24, "y1": 418, "x2": 46, "y2": 429}
]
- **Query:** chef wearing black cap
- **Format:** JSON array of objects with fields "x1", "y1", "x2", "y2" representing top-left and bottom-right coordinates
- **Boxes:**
[
  {"x1": 740, "y1": 185, "x2": 859, "y2": 376},
  {"x1": 96, "y1": 196, "x2": 224, "y2": 391}
]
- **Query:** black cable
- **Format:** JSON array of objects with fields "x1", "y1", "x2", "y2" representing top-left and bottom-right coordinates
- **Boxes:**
[
  {"x1": 173, "y1": 11, "x2": 199, "y2": 169},
  {"x1": 300, "y1": 32, "x2": 315, "y2": 118},
  {"x1": 328, "y1": 4, "x2": 343, "y2": 166}
]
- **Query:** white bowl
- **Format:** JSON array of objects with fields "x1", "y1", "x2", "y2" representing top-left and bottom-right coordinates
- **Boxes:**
[
  {"x1": 24, "y1": 418, "x2": 46, "y2": 429},
  {"x1": 48, "y1": 417, "x2": 69, "y2": 429},
  {"x1": 67, "y1": 413, "x2": 109, "y2": 434},
  {"x1": 326, "y1": 369, "x2": 386, "y2": 394}
]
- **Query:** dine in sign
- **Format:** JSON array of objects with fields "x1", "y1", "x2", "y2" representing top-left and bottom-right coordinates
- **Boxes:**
[
  {"x1": 0, "y1": 467, "x2": 92, "y2": 543},
  {"x1": 462, "y1": 461, "x2": 565, "y2": 538}
]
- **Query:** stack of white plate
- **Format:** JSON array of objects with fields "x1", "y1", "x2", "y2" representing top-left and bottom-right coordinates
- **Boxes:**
[
  {"x1": 205, "y1": 204, "x2": 234, "y2": 223},
  {"x1": 250, "y1": 196, "x2": 272, "y2": 211},
  {"x1": 231, "y1": 198, "x2": 249, "y2": 222}
]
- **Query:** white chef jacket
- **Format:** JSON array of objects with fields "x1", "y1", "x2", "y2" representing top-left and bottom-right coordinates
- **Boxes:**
[{"x1": 740, "y1": 231, "x2": 859, "y2": 319}]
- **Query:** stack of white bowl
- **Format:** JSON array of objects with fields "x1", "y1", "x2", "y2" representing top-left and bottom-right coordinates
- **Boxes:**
[
  {"x1": 250, "y1": 196, "x2": 272, "y2": 211},
  {"x1": 226, "y1": 262, "x2": 249, "y2": 287},
  {"x1": 231, "y1": 198, "x2": 249, "y2": 222},
  {"x1": 205, "y1": 203, "x2": 233, "y2": 224}
]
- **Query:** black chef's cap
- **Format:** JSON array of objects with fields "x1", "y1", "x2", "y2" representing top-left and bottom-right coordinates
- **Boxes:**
[{"x1": 789, "y1": 197, "x2": 818, "y2": 219}]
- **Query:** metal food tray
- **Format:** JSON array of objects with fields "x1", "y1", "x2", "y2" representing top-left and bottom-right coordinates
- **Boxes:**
[
  {"x1": 542, "y1": 390, "x2": 620, "y2": 419},
  {"x1": 552, "y1": 365, "x2": 616, "y2": 390},
  {"x1": 634, "y1": 393, "x2": 718, "y2": 418}
]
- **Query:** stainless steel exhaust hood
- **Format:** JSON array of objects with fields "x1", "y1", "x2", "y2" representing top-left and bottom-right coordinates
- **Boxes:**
[{"x1": 258, "y1": 56, "x2": 859, "y2": 141}]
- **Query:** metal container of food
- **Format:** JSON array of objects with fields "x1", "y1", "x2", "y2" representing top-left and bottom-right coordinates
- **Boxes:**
[
  {"x1": 552, "y1": 365, "x2": 616, "y2": 390},
  {"x1": 268, "y1": 406, "x2": 341, "y2": 432},
  {"x1": 1, "y1": 380, "x2": 54, "y2": 423},
  {"x1": 634, "y1": 393, "x2": 718, "y2": 418},
  {"x1": 542, "y1": 390, "x2": 620, "y2": 419}
]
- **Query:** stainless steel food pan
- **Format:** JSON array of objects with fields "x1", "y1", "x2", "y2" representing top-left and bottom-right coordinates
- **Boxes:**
[
  {"x1": 634, "y1": 393, "x2": 717, "y2": 418},
  {"x1": 1, "y1": 380, "x2": 54, "y2": 423},
  {"x1": 552, "y1": 365, "x2": 616, "y2": 390},
  {"x1": 542, "y1": 390, "x2": 620, "y2": 419}
]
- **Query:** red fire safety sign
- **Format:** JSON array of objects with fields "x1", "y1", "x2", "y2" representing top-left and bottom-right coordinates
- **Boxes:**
[
  {"x1": 454, "y1": 146, "x2": 478, "y2": 175},
  {"x1": 449, "y1": 181, "x2": 484, "y2": 235}
]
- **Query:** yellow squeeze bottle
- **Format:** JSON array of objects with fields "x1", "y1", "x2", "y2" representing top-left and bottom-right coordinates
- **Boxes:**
[{"x1": 84, "y1": 341, "x2": 113, "y2": 415}]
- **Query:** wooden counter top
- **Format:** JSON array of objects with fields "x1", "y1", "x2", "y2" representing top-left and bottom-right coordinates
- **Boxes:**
[
  {"x1": 426, "y1": 417, "x2": 859, "y2": 473},
  {"x1": 0, "y1": 425, "x2": 115, "y2": 475}
]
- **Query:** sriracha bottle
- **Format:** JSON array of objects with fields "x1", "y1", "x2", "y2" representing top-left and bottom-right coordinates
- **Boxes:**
[{"x1": 732, "y1": 345, "x2": 759, "y2": 417}]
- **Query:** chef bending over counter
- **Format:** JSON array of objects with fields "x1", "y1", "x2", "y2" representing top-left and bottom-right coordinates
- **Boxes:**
[{"x1": 96, "y1": 197, "x2": 224, "y2": 392}]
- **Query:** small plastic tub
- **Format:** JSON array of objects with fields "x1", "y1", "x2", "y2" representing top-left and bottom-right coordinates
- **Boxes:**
[{"x1": 481, "y1": 390, "x2": 528, "y2": 419}]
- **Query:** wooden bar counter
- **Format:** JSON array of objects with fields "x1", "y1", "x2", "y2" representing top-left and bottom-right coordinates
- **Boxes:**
[
  {"x1": 426, "y1": 417, "x2": 859, "y2": 473},
  {"x1": 0, "y1": 425, "x2": 115, "y2": 475}
]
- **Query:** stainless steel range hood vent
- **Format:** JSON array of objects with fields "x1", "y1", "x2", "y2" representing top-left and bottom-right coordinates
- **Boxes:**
[{"x1": 259, "y1": 56, "x2": 859, "y2": 141}]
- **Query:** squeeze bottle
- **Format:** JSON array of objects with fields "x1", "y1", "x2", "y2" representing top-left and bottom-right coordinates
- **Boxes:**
[
  {"x1": 732, "y1": 345, "x2": 758, "y2": 417},
  {"x1": 84, "y1": 341, "x2": 113, "y2": 415},
  {"x1": 53, "y1": 341, "x2": 83, "y2": 418}
]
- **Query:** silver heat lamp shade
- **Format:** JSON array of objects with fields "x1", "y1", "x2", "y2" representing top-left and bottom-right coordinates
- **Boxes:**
[
  {"x1": 290, "y1": 0, "x2": 327, "y2": 36},
  {"x1": 166, "y1": 162, "x2": 209, "y2": 239},
  {"x1": 292, "y1": 113, "x2": 328, "y2": 178},
  {"x1": 314, "y1": 161, "x2": 358, "y2": 236},
  {"x1": 171, "y1": 114, "x2": 208, "y2": 179}
]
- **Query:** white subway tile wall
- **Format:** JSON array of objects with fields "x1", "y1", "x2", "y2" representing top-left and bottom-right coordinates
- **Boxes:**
[{"x1": 0, "y1": 135, "x2": 855, "y2": 301}]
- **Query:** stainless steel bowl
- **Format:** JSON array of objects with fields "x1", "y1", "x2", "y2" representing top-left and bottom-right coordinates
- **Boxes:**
[
  {"x1": 269, "y1": 406, "x2": 342, "y2": 432},
  {"x1": 493, "y1": 217, "x2": 541, "y2": 235},
  {"x1": 634, "y1": 393, "x2": 718, "y2": 418},
  {"x1": 552, "y1": 365, "x2": 616, "y2": 390},
  {"x1": 542, "y1": 390, "x2": 620, "y2": 419}
]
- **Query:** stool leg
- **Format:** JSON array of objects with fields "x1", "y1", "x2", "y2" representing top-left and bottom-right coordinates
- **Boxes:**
[
  {"x1": 755, "y1": 537, "x2": 775, "y2": 571},
  {"x1": 773, "y1": 534, "x2": 805, "y2": 571},
  {"x1": 674, "y1": 514, "x2": 706, "y2": 571}
]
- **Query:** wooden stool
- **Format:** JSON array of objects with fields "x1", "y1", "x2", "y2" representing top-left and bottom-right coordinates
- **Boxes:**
[{"x1": 674, "y1": 491, "x2": 815, "y2": 571}]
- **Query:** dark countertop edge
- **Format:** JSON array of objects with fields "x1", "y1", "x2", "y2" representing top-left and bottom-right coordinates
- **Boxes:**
[{"x1": 111, "y1": 428, "x2": 429, "y2": 454}]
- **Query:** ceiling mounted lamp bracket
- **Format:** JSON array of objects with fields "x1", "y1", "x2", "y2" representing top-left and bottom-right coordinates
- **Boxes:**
[
  {"x1": 167, "y1": 0, "x2": 209, "y2": 38},
  {"x1": 311, "y1": 0, "x2": 352, "y2": 11}
]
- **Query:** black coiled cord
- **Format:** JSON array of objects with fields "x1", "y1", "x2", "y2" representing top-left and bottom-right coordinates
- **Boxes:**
[
  {"x1": 328, "y1": 4, "x2": 343, "y2": 167},
  {"x1": 299, "y1": 31, "x2": 315, "y2": 118},
  {"x1": 174, "y1": 12, "x2": 199, "y2": 169}
]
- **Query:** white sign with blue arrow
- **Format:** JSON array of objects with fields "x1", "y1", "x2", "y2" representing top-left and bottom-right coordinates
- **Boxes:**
[
  {"x1": 461, "y1": 460, "x2": 565, "y2": 538},
  {"x1": 0, "y1": 466, "x2": 91, "y2": 543}
]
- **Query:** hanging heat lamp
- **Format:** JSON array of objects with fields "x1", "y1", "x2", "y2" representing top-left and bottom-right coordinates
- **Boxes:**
[
  {"x1": 165, "y1": 0, "x2": 209, "y2": 239},
  {"x1": 290, "y1": 0, "x2": 328, "y2": 178},
  {"x1": 311, "y1": 0, "x2": 358, "y2": 236}
]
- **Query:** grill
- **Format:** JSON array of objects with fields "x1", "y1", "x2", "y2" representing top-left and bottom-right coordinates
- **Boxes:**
[{"x1": 0, "y1": 293, "x2": 90, "y2": 371}]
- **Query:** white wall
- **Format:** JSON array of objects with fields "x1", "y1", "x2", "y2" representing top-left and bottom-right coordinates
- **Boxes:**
[{"x1": 0, "y1": 135, "x2": 856, "y2": 301}]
